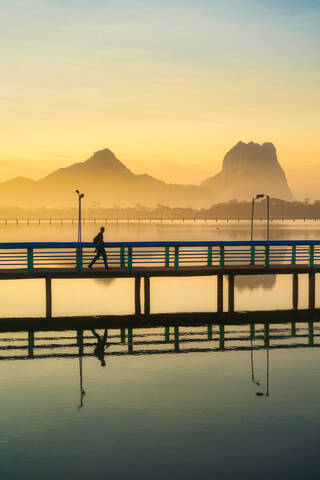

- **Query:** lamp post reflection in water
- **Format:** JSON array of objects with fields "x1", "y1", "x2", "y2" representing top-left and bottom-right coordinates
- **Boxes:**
[
  {"x1": 250, "y1": 193, "x2": 270, "y2": 242},
  {"x1": 250, "y1": 325, "x2": 270, "y2": 398},
  {"x1": 77, "y1": 330, "x2": 85, "y2": 411}
]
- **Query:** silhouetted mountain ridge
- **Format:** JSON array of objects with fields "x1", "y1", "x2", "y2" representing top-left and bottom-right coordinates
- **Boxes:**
[{"x1": 0, "y1": 142, "x2": 294, "y2": 207}]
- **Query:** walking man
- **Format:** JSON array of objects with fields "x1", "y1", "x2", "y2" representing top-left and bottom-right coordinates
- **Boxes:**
[{"x1": 88, "y1": 226, "x2": 109, "y2": 269}]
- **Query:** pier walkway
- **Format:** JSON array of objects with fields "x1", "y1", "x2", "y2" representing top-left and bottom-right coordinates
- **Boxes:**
[{"x1": 0, "y1": 240, "x2": 320, "y2": 317}]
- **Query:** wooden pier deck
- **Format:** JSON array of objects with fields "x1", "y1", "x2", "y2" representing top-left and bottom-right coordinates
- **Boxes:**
[{"x1": 1, "y1": 240, "x2": 320, "y2": 320}]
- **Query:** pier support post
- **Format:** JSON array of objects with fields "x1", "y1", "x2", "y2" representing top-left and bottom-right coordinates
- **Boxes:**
[
  {"x1": 45, "y1": 277, "x2": 52, "y2": 318},
  {"x1": 144, "y1": 276, "x2": 150, "y2": 315},
  {"x1": 135, "y1": 277, "x2": 141, "y2": 315},
  {"x1": 217, "y1": 274, "x2": 223, "y2": 313},
  {"x1": 292, "y1": 273, "x2": 299, "y2": 310},
  {"x1": 228, "y1": 274, "x2": 235, "y2": 313},
  {"x1": 309, "y1": 272, "x2": 315, "y2": 311}
]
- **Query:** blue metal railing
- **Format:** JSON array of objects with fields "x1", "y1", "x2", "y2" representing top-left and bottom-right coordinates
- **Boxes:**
[{"x1": 0, "y1": 241, "x2": 320, "y2": 272}]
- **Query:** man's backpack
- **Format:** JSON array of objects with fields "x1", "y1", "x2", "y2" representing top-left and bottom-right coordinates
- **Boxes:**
[{"x1": 93, "y1": 234, "x2": 100, "y2": 244}]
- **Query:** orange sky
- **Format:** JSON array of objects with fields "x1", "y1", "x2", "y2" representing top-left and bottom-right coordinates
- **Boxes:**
[{"x1": 1, "y1": 0, "x2": 319, "y2": 199}]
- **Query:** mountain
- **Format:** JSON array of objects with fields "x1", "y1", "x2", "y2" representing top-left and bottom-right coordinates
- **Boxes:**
[
  {"x1": 0, "y1": 143, "x2": 294, "y2": 208},
  {"x1": 0, "y1": 148, "x2": 213, "y2": 208},
  {"x1": 202, "y1": 141, "x2": 293, "y2": 201}
]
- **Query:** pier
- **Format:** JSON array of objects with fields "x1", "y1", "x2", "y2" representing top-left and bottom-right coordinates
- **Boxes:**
[{"x1": 0, "y1": 240, "x2": 320, "y2": 318}]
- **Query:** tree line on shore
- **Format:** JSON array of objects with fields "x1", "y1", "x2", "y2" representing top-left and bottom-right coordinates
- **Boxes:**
[{"x1": 1, "y1": 198, "x2": 320, "y2": 219}]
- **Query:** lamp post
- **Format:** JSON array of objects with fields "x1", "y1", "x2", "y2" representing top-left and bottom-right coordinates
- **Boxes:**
[
  {"x1": 250, "y1": 193, "x2": 270, "y2": 242},
  {"x1": 75, "y1": 190, "x2": 85, "y2": 243}
]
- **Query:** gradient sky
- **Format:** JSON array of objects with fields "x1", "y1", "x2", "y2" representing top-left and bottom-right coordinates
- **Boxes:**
[{"x1": 1, "y1": 0, "x2": 319, "y2": 198}]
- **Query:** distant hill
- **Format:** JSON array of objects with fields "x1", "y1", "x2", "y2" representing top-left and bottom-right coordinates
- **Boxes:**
[
  {"x1": 0, "y1": 143, "x2": 294, "y2": 208},
  {"x1": 202, "y1": 141, "x2": 293, "y2": 201}
]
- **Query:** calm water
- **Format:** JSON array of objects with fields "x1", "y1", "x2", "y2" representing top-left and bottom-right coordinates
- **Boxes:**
[{"x1": 1, "y1": 221, "x2": 320, "y2": 479}]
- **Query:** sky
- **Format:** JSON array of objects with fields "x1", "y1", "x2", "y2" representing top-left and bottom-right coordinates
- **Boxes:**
[{"x1": 0, "y1": 0, "x2": 319, "y2": 199}]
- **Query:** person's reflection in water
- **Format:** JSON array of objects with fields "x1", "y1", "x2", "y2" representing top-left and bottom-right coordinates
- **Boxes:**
[{"x1": 91, "y1": 329, "x2": 109, "y2": 367}]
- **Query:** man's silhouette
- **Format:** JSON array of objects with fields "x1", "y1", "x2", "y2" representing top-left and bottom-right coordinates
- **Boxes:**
[{"x1": 88, "y1": 226, "x2": 109, "y2": 269}]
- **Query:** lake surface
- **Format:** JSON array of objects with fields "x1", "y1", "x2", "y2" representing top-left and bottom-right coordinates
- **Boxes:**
[{"x1": 1, "y1": 221, "x2": 320, "y2": 479}]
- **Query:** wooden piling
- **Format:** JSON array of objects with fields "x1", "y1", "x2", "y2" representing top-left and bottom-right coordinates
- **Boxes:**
[
  {"x1": 135, "y1": 277, "x2": 141, "y2": 315},
  {"x1": 144, "y1": 276, "x2": 150, "y2": 315},
  {"x1": 228, "y1": 274, "x2": 235, "y2": 313},
  {"x1": 217, "y1": 274, "x2": 223, "y2": 313},
  {"x1": 308, "y1": 272, "x2": 315, "y2": 310},
  {"x1": 292, "y1": 273, "x2": 299, "y2": 310},
  {"x1": 46, "y1": 277, "x2": 52, "y2": 318}
]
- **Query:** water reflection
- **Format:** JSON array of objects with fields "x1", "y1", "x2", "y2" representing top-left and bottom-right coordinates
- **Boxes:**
[
  {"x1": 236, "y1": 275, "x2": 276, "y2": 291},
  {"x1": 91, "y1": 328, "x2": 109, "y2": 366},
  {"x1": 0, "y1": 320, "x2": 318, "y2": 406}
]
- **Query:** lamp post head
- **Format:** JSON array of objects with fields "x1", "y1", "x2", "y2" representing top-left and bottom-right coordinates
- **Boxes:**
[
  {"x1": 80, "y1": 193, "x2": 84, "y2": 199},
  {"x1": 75, "y1": 189, "x2": 80, "y2": 194}
]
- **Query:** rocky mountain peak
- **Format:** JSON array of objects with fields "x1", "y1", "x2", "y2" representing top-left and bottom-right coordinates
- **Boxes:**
[{"x1": 202, "y1": 141, "x2": 294, "y2": 201}]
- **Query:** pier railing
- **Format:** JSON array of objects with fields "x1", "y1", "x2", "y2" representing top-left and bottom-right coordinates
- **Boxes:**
[{"x1": 0, "y1": 241, "x2": 320, "y2": 272}]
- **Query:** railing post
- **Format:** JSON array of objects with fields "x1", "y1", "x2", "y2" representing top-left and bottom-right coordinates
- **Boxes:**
[
  {"x1": 291, "y1": 244, "x2": 296, "y2": 265},
  {"x1": 120, "y1": 246, "x2": 125, "y2": 268},
  {"x1": 165, "y1": 246, "x2": 170, "y2": 267},
  {"x1": 207, "y1": 325, "x2": 213, "y2": 340},
  {"x1": 309, "y1": 244, "x2": 314, "y2": 268},
  {"x1": 27, "y1": 247, "x2": 33, "y2": 272},
  {"x1": 219, "y1": 245, "x2": 225, "y2": 269},
  {"x1": 207, "y1": 246, "x2": 213, "y2": 266},
  {"x1": 250, "y1": 245, "x2": 255, "y2": 265},
  {"x1": 264, "y1": 244, "x2": 270, "y2": 268},
  {"x1": 128, "y1": 247, "x2": 133, "y2": 271},
  {"x1": 76, "y1": 246, "x2": 83, "y2": 271},
  {"x1": 174, "y1": 246, "x2": 179, "y2": 271}
]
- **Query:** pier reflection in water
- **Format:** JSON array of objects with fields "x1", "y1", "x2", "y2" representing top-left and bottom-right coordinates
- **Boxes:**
[{"x1": 1, "y1": 319, "x2": 320, "y2": 479}]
